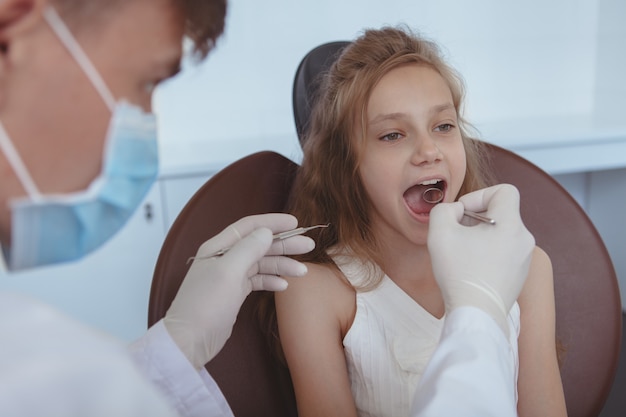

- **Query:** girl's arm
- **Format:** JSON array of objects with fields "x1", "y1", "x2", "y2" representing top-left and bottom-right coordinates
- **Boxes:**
[
  {"x1": 275, "y1": 262, "x2": 358, "y2": 417},
  {"x1": 517, "y1": 247, "x2": 567, "y2": 417}
]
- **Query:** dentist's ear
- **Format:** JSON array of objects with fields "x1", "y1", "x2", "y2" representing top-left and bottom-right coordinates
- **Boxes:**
[
  {"x1": 0, "y1": 0, "x2": 48, "y2": 42},
  {"x1": 0, "y1": 0, "x2": 48, "y2": 105}
]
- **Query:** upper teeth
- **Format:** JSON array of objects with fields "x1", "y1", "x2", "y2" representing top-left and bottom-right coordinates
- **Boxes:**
[{"x1": 420, "y1": 179, "x2": 442, "y2": 186}]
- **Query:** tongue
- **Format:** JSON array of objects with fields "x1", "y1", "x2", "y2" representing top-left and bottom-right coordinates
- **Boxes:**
[{"x1": 404, "y1": 184, "x2": 437, "y2": 214}]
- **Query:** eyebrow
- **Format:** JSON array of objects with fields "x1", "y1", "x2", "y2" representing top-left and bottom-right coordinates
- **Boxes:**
[{"x1": 369, "y1": 103, "x2": 456, "y2": 126}]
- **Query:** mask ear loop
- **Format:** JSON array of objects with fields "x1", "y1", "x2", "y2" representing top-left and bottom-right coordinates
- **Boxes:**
[
  {"x1": 0, "y1": 123, "x2": 43, "y2": 201},
  {"x1": 43, "y1": 7, "x2": 116, "y2": 113}
]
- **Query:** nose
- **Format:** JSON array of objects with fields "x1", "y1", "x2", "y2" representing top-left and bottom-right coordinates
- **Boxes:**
[{"x1": 410, "y1": 134, "x2": 442, "y2": 166}]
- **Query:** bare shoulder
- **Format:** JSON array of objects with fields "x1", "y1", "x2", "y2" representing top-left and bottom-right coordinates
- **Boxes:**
[
  {"x1": 277, "y1": 262, "x2": 355, "y2": 303},
  {"x1": 531, "y1": 246, "x2": 552, "y2": 272},
  {"x1": 518, "y1": 246, "x2": 555, "y2": 310},
  {"x1": 276, "y1": 262, "x2": 356, "y2": 335}
]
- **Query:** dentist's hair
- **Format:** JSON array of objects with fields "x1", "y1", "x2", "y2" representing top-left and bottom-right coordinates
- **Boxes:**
[
  {"x1": 52, "y1": 0, "x2": 227, "y2": 59},
  {"x1": 288, "y1": 25, "x2": 492, "y2": 279}
]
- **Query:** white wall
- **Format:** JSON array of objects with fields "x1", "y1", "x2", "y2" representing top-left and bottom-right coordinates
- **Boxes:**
[
  {"x1": 154, "y1": 0, "x2": 602, "y2": 149},
  {"x1": 594, "y1": 0, "x2": 626, "y2": 125}
]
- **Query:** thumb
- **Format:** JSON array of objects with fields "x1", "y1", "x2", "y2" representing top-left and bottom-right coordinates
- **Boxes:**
[{"x1": 429, "y1": 201, "x2": 464, "y2": 230}]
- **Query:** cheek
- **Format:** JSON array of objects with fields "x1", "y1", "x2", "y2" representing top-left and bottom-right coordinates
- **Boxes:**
[
  {"x1": 358, "y1": 166, "x2": 376, "y2": 201},
  {"x1": 448, "y1": 142, "x2": 468, "y2": 196},
  {"x1": 358, "y1": 165, "x2": 386, "y2": 209},
  {"x1": 457, "y1": 151, "x2": 467, "y2": 182}
]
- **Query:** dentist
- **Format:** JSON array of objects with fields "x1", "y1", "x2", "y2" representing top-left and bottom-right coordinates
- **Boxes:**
[{"x1": 0, "y1": 1, "x2": 533, "y2": 416}]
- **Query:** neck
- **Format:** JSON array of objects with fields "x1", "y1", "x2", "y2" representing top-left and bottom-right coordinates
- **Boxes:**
[{"x1": 376, "y1": 226, "x2": 433, "y2": 284}]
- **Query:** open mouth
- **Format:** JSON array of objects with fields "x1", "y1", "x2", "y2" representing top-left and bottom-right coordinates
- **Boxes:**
[{"x1": 403, "y1": 179, "x2": 446, "y2": 215}]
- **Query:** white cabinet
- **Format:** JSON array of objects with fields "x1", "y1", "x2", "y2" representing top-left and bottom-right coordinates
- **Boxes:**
[
  {"x1": 0, "y1": 185, "x2": 167, "y2": 342},
  {"x1": 552, "y1": 168, "x2": 626, "y2": 304},
  {"x1": 587, "y1": 168, "x2": 626, "y2": 308}
]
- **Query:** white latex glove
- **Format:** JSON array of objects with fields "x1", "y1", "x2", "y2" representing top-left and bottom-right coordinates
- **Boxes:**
[
  {"x1": 428, "y1": 184, "x2": 535, "y2": 334},
  {"x1": 164, "y1": 213, "x2": 315, "y2": 369}
]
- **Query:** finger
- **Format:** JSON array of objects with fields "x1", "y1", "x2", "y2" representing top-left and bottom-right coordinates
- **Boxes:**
[
  {"x1": 197, "y1": 213, "x2": 297, "y2": 255},
  {"x1": 233, "y1": 213, "x2": 299, "y2": 234},
  {"x1": 250, "y1": 275, "x2": 289, "y2": 292},
  {"x1": 219, "y1": 227, "x2": 273, "y2": 275},
  {"x1": 257, "y1": 256, "x2": 308, "y2": 277},
  {"x1": 429, "y1": 201, "x2": 465, "y2": 230},
  {"x1": 266, "y1": 235, "x2": 315, "y2": 256}
]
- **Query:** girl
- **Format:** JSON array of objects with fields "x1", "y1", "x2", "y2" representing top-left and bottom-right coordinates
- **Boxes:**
[{"x1": 275, "y1": 26, "x2": 566, "y2": 417}]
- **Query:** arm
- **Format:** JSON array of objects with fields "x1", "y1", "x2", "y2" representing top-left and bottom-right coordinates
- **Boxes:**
[
  {"x1": 412, "y1": 307, "x2": 518, "y2": 417},
  {"x1": 516, "y1": 247, "x2": 567, "y2": 417},
  {"x1": 275, "y1": 263, "x2": 358, "y2": 417},
  {"x1": 0, "y1": 293, "x2": 178, "y2": 417}
]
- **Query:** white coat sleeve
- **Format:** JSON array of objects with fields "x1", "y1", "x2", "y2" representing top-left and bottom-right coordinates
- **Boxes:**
[
  {"x1": 129, "y1": 319, "x2": 234, "y2": 417},
  {"x1": 411, "y1": 306, "x2": 518, "y2": 417},
  {"x1": 0, "y1": 292, "x2": 178, "y2": 417}
]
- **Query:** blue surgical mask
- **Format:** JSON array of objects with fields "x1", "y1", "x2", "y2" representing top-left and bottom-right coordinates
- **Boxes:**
[{"x1": 0, "y1": 7, "x2": 159, "y2": 271}]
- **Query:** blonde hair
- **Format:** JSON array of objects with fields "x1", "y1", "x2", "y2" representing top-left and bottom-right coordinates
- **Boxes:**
[{"x1": 289, "y1": 26, "x2": 492, "y2": 289}]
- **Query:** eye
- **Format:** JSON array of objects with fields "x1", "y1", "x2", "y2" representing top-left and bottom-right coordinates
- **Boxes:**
[
  {"x1": 380, "y1": 132, "x2": 403, "y2": 142},
  {"x1": 434, "y1": 123, "x2": 455, "y2": 132}
]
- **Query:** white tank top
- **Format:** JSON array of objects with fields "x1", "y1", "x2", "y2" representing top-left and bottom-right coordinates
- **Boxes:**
[{"x1": 334, "y1": 254, "x2": 520, "y2": 417}]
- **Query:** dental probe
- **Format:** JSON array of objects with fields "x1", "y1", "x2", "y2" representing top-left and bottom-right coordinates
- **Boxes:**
[
  {"x1": 422, "y1": 187, "x2": 496, "y2": 225},
  {"x1": 187, "y1": 224, "x2": 329, "y2": 263}
]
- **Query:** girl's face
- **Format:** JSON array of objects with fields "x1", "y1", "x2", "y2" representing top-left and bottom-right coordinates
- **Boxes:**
[{"x1": 357, "y1": 64, "x2": 467, "y2": 247}]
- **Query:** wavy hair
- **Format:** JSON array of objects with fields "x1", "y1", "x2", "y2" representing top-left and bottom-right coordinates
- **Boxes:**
[{"x1": 289, "y1": 26, "x2": 492, "y2": 288}]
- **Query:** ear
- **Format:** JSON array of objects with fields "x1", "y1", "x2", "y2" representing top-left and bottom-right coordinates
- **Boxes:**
[
  {"x1": 0, "y1": 0, "x2": 48, "y2": 106},
  {"x1": 0, "y1": 0, "x2": 48, "y2": 51}
]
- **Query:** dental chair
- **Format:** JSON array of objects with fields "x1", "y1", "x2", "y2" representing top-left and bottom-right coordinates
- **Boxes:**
[{"x1": 147, "y1": 41, "x2": 622, "y2": 417}]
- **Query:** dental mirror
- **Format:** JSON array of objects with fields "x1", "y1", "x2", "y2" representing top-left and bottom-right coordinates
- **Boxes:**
[{"x1": 422, "y1": 187, "x2": 495, "y2": 225}]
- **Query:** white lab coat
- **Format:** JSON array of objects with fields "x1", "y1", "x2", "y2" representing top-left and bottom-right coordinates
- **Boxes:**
[
  {"x1": 0, "y1": 252, "x2": 516, "y2": 417},
  {"x1": 137, "y1": 307, "x2": 518, "y2": 417},
  {"x1": 0, "y1": 292, "x2": 177, "y2": 417},
  {"x1": 412, "y1": 307, "x2": 518, "y2": 417}
]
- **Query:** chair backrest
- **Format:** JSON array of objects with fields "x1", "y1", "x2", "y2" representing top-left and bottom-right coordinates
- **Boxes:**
[
  {"x1": 291, "y1": 41, "x2": 622, "y2": 417},
  {"x1": 292, "y1": 41, "x2": 351, "y2": 141},
  {"x1": 148, "y1": 151, "x2": 299, "y2": 417}
]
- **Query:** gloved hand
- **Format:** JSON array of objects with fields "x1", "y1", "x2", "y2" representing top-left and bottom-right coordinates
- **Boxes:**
[
  {"x1": 428, "y1": 184, "x2": 535, "y2": 334},
  {"x1": 164, "y1": 213, "x2": 315, "y2": 369}
]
